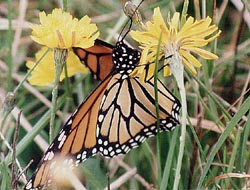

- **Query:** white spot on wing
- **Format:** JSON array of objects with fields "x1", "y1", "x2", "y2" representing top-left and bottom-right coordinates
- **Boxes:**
[
  {"x1": 166, "y1": 123, "x2": 173, "y2": 128},
  {"x1": 135, "y1": 135, "x2": 141, "y2": 141},
  {"x1": 98, "y1": 114, "x2": 104, "y2": 122},
  {"x1": 77, "y1": 154, "x2": 81, "y2": 159},
  {"x1": 58, "y1": 135, "x2": 67, "y2": 149},
  {"x1": 116, "y1": 149, "x2": 122, "y2": 153},
  {"x1": 98, "y1": 139, "x2": 103, "y2": 144},
  {"x1": 49, "y1": 142, "x2": 54, "y2": 149},
  {"x1": 104, "y1": 141, "x2": 108, "y2": 146},
  {"x1": 92, "y1": 148, "x2": 97, "y2": 154},
  {"x1": 110, "y1": 151, "x2": 115, "y2": 157},
  {"x1": 67, "y1": 118, "x2": 72, "y2": 125},
  {"x1": 96, "y1": 125, "x2": 100, "y2": 137},
  {"x1": 47, "y1": 151, "x2": 54, "y2": 160},
  {"x1": 121, "y1": 75, "x2": 128, "y2": 80},
  {"x1": 100, "y1": 95, "x2": 106, "y2": 108},
  {"x1": 58, "y1": 130, "x2": 65, "y2": 141},
  {"x1": 124, "y1": 146, "x2": 130, "y2": 153},
  {"x1": 103, "y1": 149, "x2": 108, "y2": 155},
  {"x1": 161, "y1": 120, "x2": 167, "y2": 124},
  {"x1": 82, "y1": 152, "x2": 86, "y2": 160}
]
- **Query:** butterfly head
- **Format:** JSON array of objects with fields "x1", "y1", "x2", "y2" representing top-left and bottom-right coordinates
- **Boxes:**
[{"x1": 112, "y1": 41, "x2": 141, "y2": 76}]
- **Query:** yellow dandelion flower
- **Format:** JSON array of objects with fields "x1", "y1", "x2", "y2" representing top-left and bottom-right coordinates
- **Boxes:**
[
  {"x1": 26, "y1": 47, "x2": 89, "y2": 86},
  {"x1": 30, "y1": 8, "x2": 99, "y2": 49},
  {"x1": 130, "y1": 7, "x2": 221, "y2": 81}
]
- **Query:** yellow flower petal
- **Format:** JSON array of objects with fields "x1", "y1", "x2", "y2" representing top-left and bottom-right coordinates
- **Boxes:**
[
  {"x1": 187, "y1": 47, "x2": 218, "y2": 59},
  {"x1": 180, "y1": 49, "x2": 202, "y2": 67},
  {"x1": 163, "y1": 63, "x2": 172, "y2": 76},
  {"x1": 181, "y1": 39, "x2": 209, "y2": 47},
  {"x1": 182, "y1": 57, "x2": 197, "y2": 75},
  {"x1": 130, "y1": 7, "x2": 220, "y2": 78},
  {"x1": 27, "y1": 47, "x2": 88, "y2": 86},
  {"x1": 170, "y1": 12, "x2": 180, "y2": 31},
  {"x1": 30, "y1": 9, "x2": 99, "y2": 49},
  {"x1": 206, "y1": 30, "x2": 222, "y2": 42},
  {"x1": 179, "y1": 16, "x2": 194, "y2": 33},
  {"x1": 153, "y1": 7, "x2": 169, "y2": 34}
]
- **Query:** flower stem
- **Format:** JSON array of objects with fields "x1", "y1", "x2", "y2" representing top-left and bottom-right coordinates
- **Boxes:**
[
  {"x1": 168, "y1": 53, "x2": 186, "y2": 190},
  {"x1": 62, "y1": 0, "x2": 68, "y2": 11},
  {"x1": 180, "y1": 0, "x2": 189, "y2": 27},
  {"x1": 154, "y1": 32, "x2": 163, "y2": 189},
  {"x1": 50, "y1": 48, "x2": 68, "y2": 143},
  {"x1": 7, "y1": 0, "x2": 13, "y2": 92},
  {"x1": 173, "y1": 72, "x2": 186, "y2": 190}
]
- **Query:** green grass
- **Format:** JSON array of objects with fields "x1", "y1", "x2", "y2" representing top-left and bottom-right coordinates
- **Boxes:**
[{"x1": 0, "y1": 0, "x2": 250, "y2": 190}]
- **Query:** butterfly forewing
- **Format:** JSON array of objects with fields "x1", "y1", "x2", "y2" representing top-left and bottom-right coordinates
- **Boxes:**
[
  {"x1": 24, "y1": 75, "x2": 112, "y2": 190},
  {"x1": 73, "y1": 39, "x2": 114, "y2": 80}
]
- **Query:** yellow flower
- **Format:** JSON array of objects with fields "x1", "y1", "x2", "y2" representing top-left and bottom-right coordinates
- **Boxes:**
[
  {"x1": 130, "y1": 7, "x2": 221, "y2": 81},
  {"x1": 30, "y1": 8, "x2": 99, "y2": 49},
  {"x1": 26, "y1": 47, "x2": 89, "y2": 86}
]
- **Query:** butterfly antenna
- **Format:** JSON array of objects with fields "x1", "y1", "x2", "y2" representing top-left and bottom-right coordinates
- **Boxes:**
[{"x1": 118, "y1": 0, "x2": 144, "y2": 42}]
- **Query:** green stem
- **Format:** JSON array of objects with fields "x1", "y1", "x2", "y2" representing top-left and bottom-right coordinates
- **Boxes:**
[
  {"x1": 225, "y1": 127, "x2": 242, "y2": 187},
  {"x1": 7, "y1": 0, "x2": 13, "y2": 91},
  {"x1": 62, "y1": 0, "x2": 68, "y2": 11},
  {"x1": 180, "y1": 0, "x2": 189, "y2": 27},
  {"x1": 160, "y1": 127, "x2": 179, "y2": 190},
  {"x1": 154, "y1": 32, "x2": 162, "y2": 189},
  {"x1": 63, "y1": 61, "x2": 72, "y2": 99},
  {"x1": 49, "y1": 48, "x2": 68, "y2": 143}
]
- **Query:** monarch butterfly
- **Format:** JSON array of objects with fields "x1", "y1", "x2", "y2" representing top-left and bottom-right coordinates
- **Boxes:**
[{"x1": 24, "y1": 36, "x2": 181, "y2": 190}]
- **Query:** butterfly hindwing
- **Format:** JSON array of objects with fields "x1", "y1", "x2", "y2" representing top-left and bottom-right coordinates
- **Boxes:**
[{"x1": 96, "y1": 73, "x2": 180, "y2": 157}]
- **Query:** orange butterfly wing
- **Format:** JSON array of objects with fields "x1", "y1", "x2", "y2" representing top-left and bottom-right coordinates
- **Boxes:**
[
  {"x1": 73, "y1": 39, "x2": 114, "y2": 81},
  {"x1": 25, "y1": 39, "x2": 115, "y2": 189},
  {"x1": 25, "y1": 75, "x2": 112, "y2": 189}
]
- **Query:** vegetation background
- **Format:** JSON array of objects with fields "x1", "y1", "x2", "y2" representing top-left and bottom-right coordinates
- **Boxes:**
[{"x1": 0, "y1": 0, "x2": 249, "y2": 189}]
